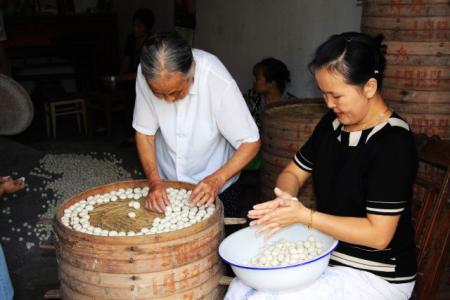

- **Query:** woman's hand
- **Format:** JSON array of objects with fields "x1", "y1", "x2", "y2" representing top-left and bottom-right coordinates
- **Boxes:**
[
  {"x1": 247, "y1": 187, "x2": 296, "y2": 220},
  {"x1": 248, "y1": 187, "x2": 309, "y2": 238},
  {"x1": 190, "y1": 174, "x2": 226, "y2": 207},
  {"x1": 0, "y1": 177, "x2": 25, "y2": 195},
  {"x1": 144, "y1": 180, "x2": 170, "y2": 213}
]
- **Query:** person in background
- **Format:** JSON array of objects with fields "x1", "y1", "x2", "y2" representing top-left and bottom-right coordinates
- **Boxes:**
[
  {"x1": 0, "y1": 176, "x2": 25, "y2": 300},
  {"x1": 118, "y1": 8, "x2": 155, "y2": 147},
  {"x1": 227, "y1": 32, "x2": 417, "y2": 299},
  {"x1": 133, "y1": 32, "x2": 260, "y2": 217},
  {"x1": 118, "y1": 8, "x2": 155, "y2": 81},
  {"x1": 246, "y1": 57, "x2": 296, "y2": 128},
  {"x1": 243, "y1": 58, "x2": 296, "y2": 171}
]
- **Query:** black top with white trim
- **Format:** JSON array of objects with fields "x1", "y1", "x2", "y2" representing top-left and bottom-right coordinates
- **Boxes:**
[{"x1": 294, "y1": 110, "x2": 418, "y2": 283}]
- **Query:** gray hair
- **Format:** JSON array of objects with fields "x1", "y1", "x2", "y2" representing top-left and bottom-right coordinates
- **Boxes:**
[{"x1": 140, "y1": 32, "x2": 194, "y2": 81}]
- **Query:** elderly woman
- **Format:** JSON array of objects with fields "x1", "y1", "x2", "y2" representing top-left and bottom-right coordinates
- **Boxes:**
[
  {"x1": 226, "y1": 32, "x2": 417, "y2": 299},
  {"x1": 133, "y1": 32, "x2": 260, "y2": 217}
]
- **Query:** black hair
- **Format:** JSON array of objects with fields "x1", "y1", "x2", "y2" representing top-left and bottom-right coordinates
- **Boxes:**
[
  {"x1": 253, "y1": 57, "x2": 291, "y2": 93},
  {"x1": 140, "y1": 31, "x2": 194, "y2": 80},
  {"x1": 133, "y1": 8, "x2": 155, "y2": 30},
  {"x1": 308, "y1": 32, "x2": 386, "y2": 88}
]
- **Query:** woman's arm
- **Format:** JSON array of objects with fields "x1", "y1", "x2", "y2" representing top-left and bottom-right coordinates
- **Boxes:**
[
  {"x1": 250, "y1": 197, "x2": 400, "y2": 250},
  {"x1": 275, "y1": 161, "x2": 311, "y2": 198},
  {"x1": 312, "y1": 211, "x2": 400, "y2": 250},
  {"x1": 135, "y1": 131, "x2": 169, "y2": 213},
  {"x1": 250, "y1": 161, "x2": 400, "y2": 249},
  {"x1": 190, "y1": 140, "x2": 261, "y2": 206}
]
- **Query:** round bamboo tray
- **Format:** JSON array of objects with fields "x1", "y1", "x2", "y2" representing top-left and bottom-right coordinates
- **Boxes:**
[
  {"x1": 260, "y1": 99, "x2": 327, "y2": 205},
  {"x1": 54, "y1": 180, "x2": 225, "y2": 299}
]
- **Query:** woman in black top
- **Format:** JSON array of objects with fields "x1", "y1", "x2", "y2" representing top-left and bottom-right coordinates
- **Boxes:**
[{"x1": 228, "y1": 33, "x2": 418, "y2": 299}]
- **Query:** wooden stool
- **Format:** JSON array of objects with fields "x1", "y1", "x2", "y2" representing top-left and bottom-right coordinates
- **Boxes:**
[{"x1": 44, "y1": 98, "x2": 88, "y2": 138}]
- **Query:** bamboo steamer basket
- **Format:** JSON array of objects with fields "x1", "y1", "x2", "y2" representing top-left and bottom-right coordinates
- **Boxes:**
[
  {"x1": 361, "y1": 0, "x2": 450, "y2": 139},
  {"x1": 54, "y1": 180, "x2": 225, "y2": 300},
  {"x1": 260, "y1": 99, "x2": 328, "y2": 207}
]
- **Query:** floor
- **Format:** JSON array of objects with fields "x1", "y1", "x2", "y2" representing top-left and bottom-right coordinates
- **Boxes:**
[
  {"x1": 1, "y1": 111, "x2": 449, "y2": 300},
  {"x1": 0, "y1": 109, "x2": 259, "y2": 299}
]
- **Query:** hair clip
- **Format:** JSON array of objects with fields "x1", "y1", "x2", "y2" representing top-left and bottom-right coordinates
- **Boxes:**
[{"x1": 374, "y1": 70, "x2": 379, "y2": 74}]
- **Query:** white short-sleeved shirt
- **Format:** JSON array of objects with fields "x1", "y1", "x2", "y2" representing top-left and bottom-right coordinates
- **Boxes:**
[{"x1": 132, "y1": 49, "x2": 259, "y2": 191}]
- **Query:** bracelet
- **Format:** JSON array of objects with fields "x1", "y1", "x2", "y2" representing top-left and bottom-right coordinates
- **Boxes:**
[{"x1": 307, "y1": 208, "x2": 316, "y2": 229}]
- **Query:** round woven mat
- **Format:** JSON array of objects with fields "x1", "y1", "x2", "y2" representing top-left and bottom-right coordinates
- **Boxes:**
[{"x1": 89, "y1": 198, "x2": 164, "y2": 232}]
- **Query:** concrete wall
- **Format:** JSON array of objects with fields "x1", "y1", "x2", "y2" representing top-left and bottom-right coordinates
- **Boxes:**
[{"x1": 194, "y1": 0, "x2": 362, "y2": 98}]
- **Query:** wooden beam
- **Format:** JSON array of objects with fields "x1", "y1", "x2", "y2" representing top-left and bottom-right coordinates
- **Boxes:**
[
  {"x1": 219, "y1": 275, "x2": 234, "y2": 286},
  {"x1": 44, "y1": 289, "x2": 61, "y2": 299},
  {"x1": 40, "y1": 243, "x2": 56, "y2": 251},
  {"x1": 224, "y1": 218, "x2": 247, "y2": 225}
]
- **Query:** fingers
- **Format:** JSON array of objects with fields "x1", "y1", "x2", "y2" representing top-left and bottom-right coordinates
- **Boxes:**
[
  {"x1": 0, "y1": 176, "x2": 11, "y2": 183},
  {"x1": 189, "y1": 190, "x2": 202, "y2": 205},
  {"x1": 191, "y1": 191, "x2": 211, "y2": 206},
  {"x1": 154, "y1": 197, "x2": 166, "y2": 213},
  {"x1": 274, "y1": 187, "x2": 296, "y2": 201},
  {"x1": 161, "y1": 189, "x2": 170, "y2": 206},
  {"x1": 264, "y1": 226, "x2": 281, "y2": 239},
  {"x1": 205, "y1": 193, "x2": 215, "y2": 206},
  {"x1": 254, "y1": 222, "x2": 280, "y2": 236},
  {"x1": 190, "y1": 181, "x2": 216, "y2": 206},
  {"x1": 14, "y1": 179, "x2": 25, "y2": 189},
  {"x1": 250, "y1": 210, "x2": 275, "y2": 226},
  {"x1": 145, "y1": 188, "x2": 169, "y2": 214},
  {"x1": 252, "y1": 199, "x2": 281, "y2": 210},
  {"x1": 145, "y1": 197, "x2": 159, "y2": 213},
  {"x1": 198, "y1": 192, "x2": 211, "y2": 206},
  {"x1": 189, "y1": 183, "x2": 205, "y2": 205},
  {"x1": 248, "y1": 208, "x2": 273, "y2": 219}
]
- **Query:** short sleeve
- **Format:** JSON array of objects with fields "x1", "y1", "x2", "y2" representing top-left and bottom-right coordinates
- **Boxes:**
[
  {"x1": 365, "y1": 130, "x2": 418, "y2": 215},
  {"x1": 215, "y1": 81, "x2": 260, "y2": 149},
  {"x1": 132, "y1": 65, "x2": 159, "y2": 135},
  {"x1": 293, "y1": 111, "x2": 332, "y2": 173}
]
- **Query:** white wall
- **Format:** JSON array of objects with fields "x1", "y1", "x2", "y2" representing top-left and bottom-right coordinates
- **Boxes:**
[
  {"x1": 111, "y1": 0, "x2": 174, "y2": 58},
  {"x1": 194, "y1": 0, "x2": 362, "y2": 98}
]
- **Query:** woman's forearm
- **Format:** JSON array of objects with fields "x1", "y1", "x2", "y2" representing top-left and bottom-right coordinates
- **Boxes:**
[
  {"x1": 275, "y1": 162, "x2": 311, "y2": 199},
  {"x1": 135, "y1": 132, "x2": 161, "y2": 184},
  {"x1": 308, "y1": 211, "x2": 399, "y2": 250},
  {"x1": 212, "y1": 140, "x2": 261, "y2": 183}
]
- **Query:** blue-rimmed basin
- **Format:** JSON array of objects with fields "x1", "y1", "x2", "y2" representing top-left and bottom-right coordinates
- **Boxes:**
[{"x1": 219, "y1": 223, "x2": 338, "y2": 293}]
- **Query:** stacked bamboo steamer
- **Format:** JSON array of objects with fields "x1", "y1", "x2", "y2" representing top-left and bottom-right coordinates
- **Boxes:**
[
  {"x1": 260, "y1": 99, "x2": 328, "y2": 208},
  {"x1": 361, "y1": 0, "x2": 450, "y2": 139},
  {"x1": 54, "y1": 180, "x2": 225, "y2": 300}
]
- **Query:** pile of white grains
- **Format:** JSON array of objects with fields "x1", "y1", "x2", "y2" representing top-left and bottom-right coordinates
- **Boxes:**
[
  {"x1": 242, "y1": 237, "x2": 325, "y2": 268},
  {"x1": 31, "y1": 153, "x2": 132, "y2": 243},
  {"x1": 61, "y1": 187, "x2": 215, "y2": 236}
]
